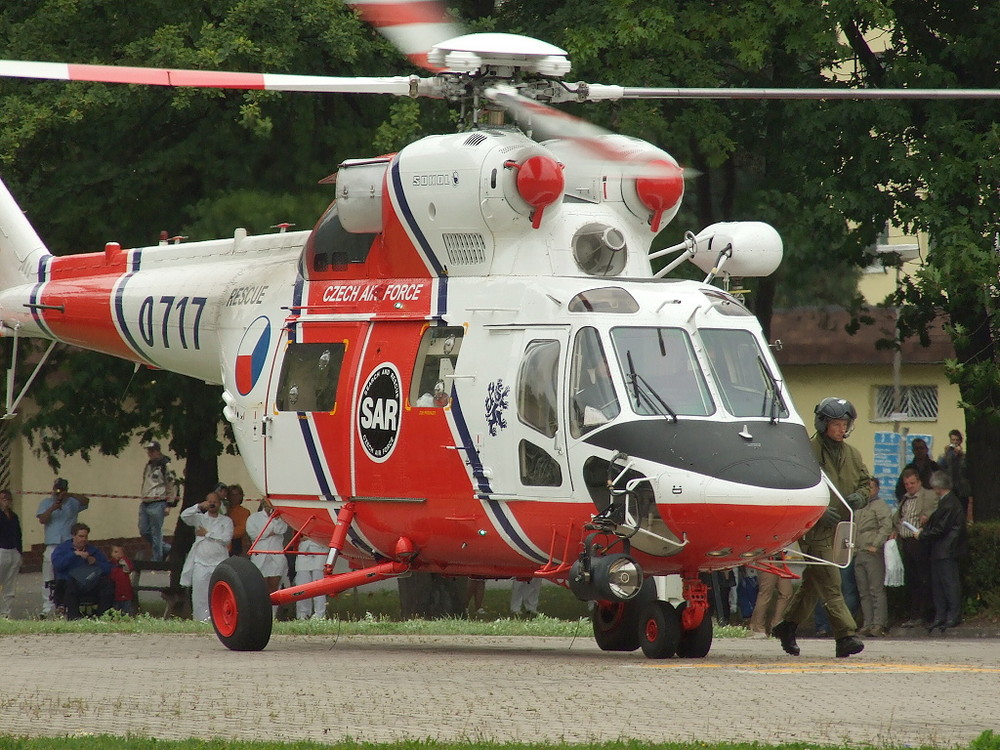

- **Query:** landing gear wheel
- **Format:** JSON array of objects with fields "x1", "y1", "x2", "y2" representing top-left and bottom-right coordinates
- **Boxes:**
[
  {"x1": 676, "y1": 603, "x2": 713, "y2": 658},
  {"x1": 592, "y1": 599, "x2": 641, "y2": 651},
  {"x1": 590, "y1": 578, "x2": 653, "y2": 652},
  {"x1": 639, "y1": 600, "x2": 681, "y2": 659},
  {"x1": 210, "y1": 557, "x2": 273, "y2": 651}
]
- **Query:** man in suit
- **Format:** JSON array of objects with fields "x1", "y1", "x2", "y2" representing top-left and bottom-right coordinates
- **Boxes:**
[{"x1": 920, "y1": 471, "x2": 968, "y2": 632}]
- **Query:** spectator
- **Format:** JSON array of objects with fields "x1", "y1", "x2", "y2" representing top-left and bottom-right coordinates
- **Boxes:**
[
  {"x1": 246, "y1": 499, "x2": 289, "y2": 614},
  {"x1": 0, "y1": 489, "x2": 22, "y2": 619},
  {"x1": 921, "y1": 471, "x2": 968, "y2": 632},
  {"x1": 139, "y1": 440, "x2": 178, "y2": 562},
  {"x1": 180, "y1": 492, "x2": 233, "y2": 622},
  {"x1": 748, "y1": 568, "x2": 793, "y2": 638},
  {"x1": 854, "y1": 478, "x2": 894, "y2": 637},
  {"x1": 937, "y1": 429, "x2": 972, "y2": 519},
  {"x1": 466, "y1": 578, "x2": 486, "y2": 616},
  {"x1": 894, "y1": 438, "x2": 940, "y2": 502},
  {"x1": 225, "y1": 484, "x2": 251, "y2": 556},
  {"x1": 896, "y1": 467, "x2": 938, "y2": 628},
  {"x1": 772, "y1": 397, "x2": 871, "y2": 659},
  {"x1": 51, "y1": 522, "x2": 113, "y2": 620},
  {"x1": 108, "y1": 544, "x2": 136, "y2": 615},
  {"x1": 36, "y1": 478, "x2": 89, "y2": 617},
  {"x1": 294, "y1": 537, "x2": 327, "y2": 620},
  {"x1": 510, "y1": 577, "x2": 541, "y2": 618}
]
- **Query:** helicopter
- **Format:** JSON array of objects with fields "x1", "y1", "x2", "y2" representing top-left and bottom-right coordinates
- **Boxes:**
[{"x1": 1, "y1": 1, "x2": 988, "y2": 657}]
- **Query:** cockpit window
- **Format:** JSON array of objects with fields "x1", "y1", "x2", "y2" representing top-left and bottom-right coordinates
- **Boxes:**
[
  {"x1": 610, "y1": 327, "x2": 714, "y2": 417},
  {"x1": 568, "y1": 287, "x2": 639, "y2": 313},
  {"x1": 701, "y1": 328, "x2": 789, "y2": 419},
  {"x1": 570, "y1": 327, "x2": 620, "y2": 438},
  {"x1": 517, "y1": 339, "x2": 560, "y2": 438},
  {"x1": 305, "y1": 202, "x2": 376, "y2": 276}
]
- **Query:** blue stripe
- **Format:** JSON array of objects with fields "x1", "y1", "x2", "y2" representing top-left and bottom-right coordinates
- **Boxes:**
[
  {"x1": 484, "y1": 498, "x2": 548, "y2": 564},
  {"x1": 436, "y1": 275, "x2": 448, "y2": 317},
  {"x1": 446, "y1": 386, "x2": 492, "y2": 494},
  {"x1": 295, "y1": 415, "x2": 333, "y2": 498},
  {"x1": 112, "y1": 251, "x2": 159, "y2": 367},
  {"x1": 389, "y1": 159, "x2": 444, "y2": 277},
  {"x1": 447, "y1": 370, "x2": 546, "y2": 564},
  {"x1": 28, "y1": 283, "x2": 54, "y2": 338}
]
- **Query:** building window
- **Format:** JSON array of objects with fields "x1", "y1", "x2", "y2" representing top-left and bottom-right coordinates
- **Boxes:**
[{"x1": 873, "y1": 385, "x2": 938, "y2": 421}]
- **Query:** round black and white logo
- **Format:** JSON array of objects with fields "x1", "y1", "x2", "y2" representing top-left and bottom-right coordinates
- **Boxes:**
[{"x1": 358, "y1": 363, "x2": 401, "y2": 462}]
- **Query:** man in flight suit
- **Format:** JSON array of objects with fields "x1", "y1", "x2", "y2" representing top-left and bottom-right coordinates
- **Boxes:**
[{"x1": 772, "y1": 397, "x2": 871, "y2": 658}]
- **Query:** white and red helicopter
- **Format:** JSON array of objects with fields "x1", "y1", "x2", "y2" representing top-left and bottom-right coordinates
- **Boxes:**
[{"x1": 1, "y1": 2, "x2": 991, "y2": 656}]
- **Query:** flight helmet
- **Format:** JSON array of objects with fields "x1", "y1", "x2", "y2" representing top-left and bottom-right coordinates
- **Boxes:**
[{"x1": 814, "y1": 397, "x2": 857, "y2": 436}]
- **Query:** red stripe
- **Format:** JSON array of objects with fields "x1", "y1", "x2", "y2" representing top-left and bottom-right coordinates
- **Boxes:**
[
  {"x1": 67, "y1": 64, "x2": 266, "y2": 89},
  {"x1": 353, "y1": 1, "x2": 451, "y2": 28},
  {"x1": 69, "y1": 64, "x2": 171, "y2": 86},
  {"x1": 167, "y1": 70, "x2": 266, "y2": 89}
]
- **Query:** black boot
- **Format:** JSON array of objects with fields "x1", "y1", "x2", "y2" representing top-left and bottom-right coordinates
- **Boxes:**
[
  {"x1": 772, "y1": 620, "x2": 800, "y2": 656},
  {"x1": 835, "y1": 635, "x2": 864, "y2": 658}
]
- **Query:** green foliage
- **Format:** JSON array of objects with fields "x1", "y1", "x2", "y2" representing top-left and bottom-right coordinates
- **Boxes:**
[
  {"x1": 493, "y1": 0, "x2": 887, "y2": 311},
  {"x1": 962, "y1": 523, "x2": 1000, "y2": 615}
]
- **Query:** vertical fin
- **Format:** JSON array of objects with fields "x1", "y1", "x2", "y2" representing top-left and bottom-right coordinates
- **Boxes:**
[{"x1": 0, "y1": 176, "x2": 50, "y2": 290}]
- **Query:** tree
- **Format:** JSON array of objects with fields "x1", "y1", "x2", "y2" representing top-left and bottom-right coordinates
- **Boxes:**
[
  {"x1": 0, "y1": 0, "x2": 404, "y2": 564},
  {"x1": 489, "y1": 0, "x2": 883, "y2": 336},
  {"x1": 837, "y1": 1, "x2": 1000, "y2": 520}
]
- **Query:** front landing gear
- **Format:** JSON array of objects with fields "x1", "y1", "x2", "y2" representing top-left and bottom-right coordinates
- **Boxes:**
[
  {"x1": 639, "y1": 600, "x2": 681, "y2": 658},
  {"x1": 590, "y1": 575, "x2": 713, "y2": 659},
  {"x1": 210, "y1": 557, "x2": 273, "y2": 651},
  {"x1": 677, "y1": 576, "x2": 712, "y2": 658}
]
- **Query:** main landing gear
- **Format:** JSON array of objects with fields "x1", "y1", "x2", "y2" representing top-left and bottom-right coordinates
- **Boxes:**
[
  {"x1": 593, "y1": 575, "x2": 712, "y2": 659},
  {"x1": 209, "y1": 501, "x2": 413, "y2": 652}
]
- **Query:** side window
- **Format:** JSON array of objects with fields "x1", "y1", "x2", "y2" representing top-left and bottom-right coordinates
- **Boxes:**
[
  {"x1": 517, "y1": 339, "x2": 560, "y2": 437},
  {"x1": 570, "y1": 327, "x2": 620, "y2": 438},
  {"x1": 275, "y1": 342, "x2": 345, "y2": 412},
  {"x1": 409, "y1": 326, "x2": 464, "y2": 407},
  {"x1": 519, "y1": 440, "x2": 563, "y2": 486}
]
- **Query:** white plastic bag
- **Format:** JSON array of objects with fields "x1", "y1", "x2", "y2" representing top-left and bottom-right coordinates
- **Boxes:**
[{"x1": 884, "y1": 538, "x2": 905, "y2": 587}]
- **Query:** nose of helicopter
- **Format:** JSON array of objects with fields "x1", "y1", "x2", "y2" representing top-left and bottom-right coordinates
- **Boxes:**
[{"x1": 657, "y1": 470, "x2": 828, "y2": 562}]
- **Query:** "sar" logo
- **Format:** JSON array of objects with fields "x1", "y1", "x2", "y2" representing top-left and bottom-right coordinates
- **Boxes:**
[{"x1": 358, "y1": 363, "x2": 401, "y2": 462}]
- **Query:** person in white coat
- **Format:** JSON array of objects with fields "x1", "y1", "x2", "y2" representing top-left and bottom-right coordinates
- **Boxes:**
[
  {"x1": 246, "y1": 499, "x2": 289, "y2": 615},
  {"x1": 295, "y1": 537, "x2": 328, "y2": 620},
  {"x1": 180, "y1": 492, "x2": 233, "y2": 622}
]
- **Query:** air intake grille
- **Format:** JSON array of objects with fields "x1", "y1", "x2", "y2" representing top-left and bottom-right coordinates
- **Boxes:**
[{"x1": 442, "y1": 233, "x2": 487, "y2": 265}]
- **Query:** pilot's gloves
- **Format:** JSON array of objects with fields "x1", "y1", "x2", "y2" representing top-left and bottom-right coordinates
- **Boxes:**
[
  {"x1": 818, "y1": 505, "x2": 842, "y2": 529},
  {"x1": 844, "y1": 490, "x2": 871, "y2": 510}
]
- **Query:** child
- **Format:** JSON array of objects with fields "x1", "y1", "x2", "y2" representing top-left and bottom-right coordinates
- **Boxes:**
[{"x1": 108, "y1": 544, "x2": 135, "y2": 615}]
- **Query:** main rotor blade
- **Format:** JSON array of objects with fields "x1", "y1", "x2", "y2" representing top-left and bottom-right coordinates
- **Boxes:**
[
  {"x1": 347, "y1": 0, "x2": 462, "y2": 71},
  {"x1": 576, "y1": 84, "x2": 1000, "y2": 101},
  {"x1": 0, "y1": 59, "x2": 437, "y2": 96},
  {"x1": 486, "y1": 86, "x2": 684, "y2": 176}
]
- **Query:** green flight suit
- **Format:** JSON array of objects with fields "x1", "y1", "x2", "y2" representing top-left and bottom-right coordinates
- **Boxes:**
[{"x1": 783, "y1": 433, "x2": 873, "y2": 639}]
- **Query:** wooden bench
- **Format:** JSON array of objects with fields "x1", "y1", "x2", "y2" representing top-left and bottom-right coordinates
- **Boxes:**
[{"x1": 131, "y1": 559, "x2": 188, "y2": 618}]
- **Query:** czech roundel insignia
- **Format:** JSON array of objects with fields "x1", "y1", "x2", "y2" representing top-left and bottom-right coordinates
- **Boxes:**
[{"x1": 235, "y1": 316, "x2": 271, "y2": 395}]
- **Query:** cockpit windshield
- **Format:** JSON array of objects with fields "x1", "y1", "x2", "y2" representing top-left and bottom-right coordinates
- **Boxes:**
[
  {"x1": 610, "y1": 327, "x2": 715, "y2": 417},
  {"x1": 701, "y1": 328, "x2": 789, "y2": 420}
]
